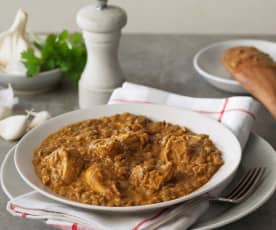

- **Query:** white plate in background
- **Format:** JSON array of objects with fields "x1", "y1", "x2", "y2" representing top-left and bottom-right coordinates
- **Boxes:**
[{"x1": 193, "y1": 39, "x2": 276, "y2": 94}]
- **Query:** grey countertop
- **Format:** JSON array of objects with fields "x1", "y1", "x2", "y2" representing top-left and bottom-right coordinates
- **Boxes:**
[{"x1": 0, "y1": 34, "x2": 275, "y2": 230}]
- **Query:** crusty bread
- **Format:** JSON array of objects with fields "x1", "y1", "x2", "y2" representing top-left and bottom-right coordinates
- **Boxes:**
[
  {"x1": 222, "y1": 46, "x2": 275, "y2": 76},
  {"x1": 222, "y1": 46, "x2": 276, "y2": 119}
]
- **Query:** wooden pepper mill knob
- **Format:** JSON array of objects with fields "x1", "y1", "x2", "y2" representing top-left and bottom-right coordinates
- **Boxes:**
[{"x1": 77, "y1": 0, "x2": 127, "y2": 108}]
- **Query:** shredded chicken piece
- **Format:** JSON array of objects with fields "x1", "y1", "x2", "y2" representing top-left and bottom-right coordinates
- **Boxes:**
[
  {"x1": 84, "y1": 164, "x2": 120, "y2": 197},
  {"x1": 41, "y1": 147, "x2": 83, "y2": 185},
  {"x1": 116, "y1": 131, "x2": 149, "y2": 151},
  {"x1": 89, "y1": 138, "x2": 123, "y2": 158},
  {"x1": 130, "y1": 161, "x2": 174, "y2": 192},
  {"x1": 160, "y1": 135, "x2": 190, "y2": 164}
]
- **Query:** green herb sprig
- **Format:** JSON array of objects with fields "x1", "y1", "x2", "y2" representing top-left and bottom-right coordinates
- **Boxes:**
[{"x1": 21, "y1": 30, "x2": 87, "y2": 86}]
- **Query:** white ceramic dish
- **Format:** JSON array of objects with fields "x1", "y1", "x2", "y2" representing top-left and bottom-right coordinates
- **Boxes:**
[
  {"x1": 193, "y1": 39, "x2": 276, "y2": 93},
  {"x1": 0, "y1": 69, "x2": 62, "y2": 95},
  {"x1": 14, "y1": 104, "x2": 241, "y2": 212},
  {"x1": 2, "y1": 134, "x2": 275, "y2": 229}
]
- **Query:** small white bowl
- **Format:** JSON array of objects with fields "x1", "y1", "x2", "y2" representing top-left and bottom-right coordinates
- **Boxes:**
[
  {"x1": 0, "y1": 69, "x2": 62, "y2": 95},
  {"x1": 193, "y1": 39, "x2": 276, "y2": 94},
  {"x1": 14, "y1": 104, "x2": 241, "y2": 213}
]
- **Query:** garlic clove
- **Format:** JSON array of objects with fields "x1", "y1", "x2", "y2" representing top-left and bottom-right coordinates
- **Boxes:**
[
  {"x1": 27, "y1": 110, "x2": 51, "y2": 129},
  {"x1": 0, "y1": 9, "x2": 41, "y2": 73},
  {"x1": 0, "y1": 115, "x2": 29, "y2": 141},
  {"x1": 0, "y1": 84, "x2": 18, "y2": 120},
  {"x1": 0, "y1": 84, "x2": 18, "y2": 108},
  {"x1": 0, "y1": 106, "x2": 12, "y2": 120}
]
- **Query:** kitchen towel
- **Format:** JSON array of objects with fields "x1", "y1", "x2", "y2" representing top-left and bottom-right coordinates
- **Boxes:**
[
  {"x1": 109, "y1": 82, "x2": 260, "y2": 149},
  {"x1": 7, "y1": 82, "x2": 260, "y2": 230}
]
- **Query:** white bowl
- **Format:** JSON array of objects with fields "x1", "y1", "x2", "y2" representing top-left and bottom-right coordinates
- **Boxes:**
[
  {"x1": 193, "y1": 39, "x2": 276, "y2": 94},
  {"x1": 0, "y1": 69, "x2": 62, "y2": 95},
  {"x1": 14, "y1": 104, "x2": 241, "y2": 212}
]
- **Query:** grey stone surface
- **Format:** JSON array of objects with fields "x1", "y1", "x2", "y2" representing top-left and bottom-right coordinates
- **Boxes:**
[{"x1": 0, "y1": 34, "x2": 275, "y2": 230}]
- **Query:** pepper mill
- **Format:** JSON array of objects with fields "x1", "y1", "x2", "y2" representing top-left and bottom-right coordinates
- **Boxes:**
[{"x1": 77, "y1": 0, "x2": 127, "y2": 108}]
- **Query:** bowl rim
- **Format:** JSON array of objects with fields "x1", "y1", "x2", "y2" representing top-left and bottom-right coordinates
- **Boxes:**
[
  {"x1": 193, "y1": 39, "x2": 276, "y2": 86},
  {"x1": 0, "y1": 68, "x2": 62, "y2": 79},
  {"x1": 14, "y1": 103, "x2": 242, "y2": 212}
]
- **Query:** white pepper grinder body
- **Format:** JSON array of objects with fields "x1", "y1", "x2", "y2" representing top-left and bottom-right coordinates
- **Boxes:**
[{"x1": 77, "y1": 0, "x2": 127, "y2": 108}]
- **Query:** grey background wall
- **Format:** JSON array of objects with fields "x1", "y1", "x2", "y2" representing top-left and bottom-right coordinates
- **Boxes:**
[{"x1": 0, "y1": 0, "x2": 275, "y2": 34}]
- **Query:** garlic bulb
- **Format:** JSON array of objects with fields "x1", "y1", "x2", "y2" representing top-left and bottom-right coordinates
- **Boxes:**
[
  {"x1": 5, "y1": 59, "x2": 28, "y2": 75},
  {"x1": 27, "y1": 110, "x2": 51, "y2": 129},
  {"x1": 0, "y1": 115, "x2": 29, "y2": 141},
  {"x1": 0, "y1": 9, "x2": 40, "y2": 74}
]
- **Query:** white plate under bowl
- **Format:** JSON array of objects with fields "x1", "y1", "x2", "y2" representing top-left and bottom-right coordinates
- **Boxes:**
[
  {"x1": 14, "y1": 104, "x2": 241, "y2": 212},
  {"x1": 193, "y1": 39, "x2": 276, "y2": 93},
  {"x1": 0, "y1": 69, "x2": 62, "y2": 95},
  {"x1": 2, "y1": 134, "x2": 275, "y2": 229}
]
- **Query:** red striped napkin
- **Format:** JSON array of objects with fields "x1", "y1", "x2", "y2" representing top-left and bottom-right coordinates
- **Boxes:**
[
  {"x1": 109, "y1": 82, "x2": 260, "y2": 148},
  {"x1": 7, "y1": 82, "x2": 260, "y2": 230}
]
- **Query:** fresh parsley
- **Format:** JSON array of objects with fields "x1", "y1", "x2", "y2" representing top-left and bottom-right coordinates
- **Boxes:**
[{"x1": 21, "y1": 30, "x2": 87, "y2": 86}]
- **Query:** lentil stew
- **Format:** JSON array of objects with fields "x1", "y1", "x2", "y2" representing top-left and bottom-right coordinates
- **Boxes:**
[{"x1": 33, "y1": 113, "x2": 223, "y2": 206}]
